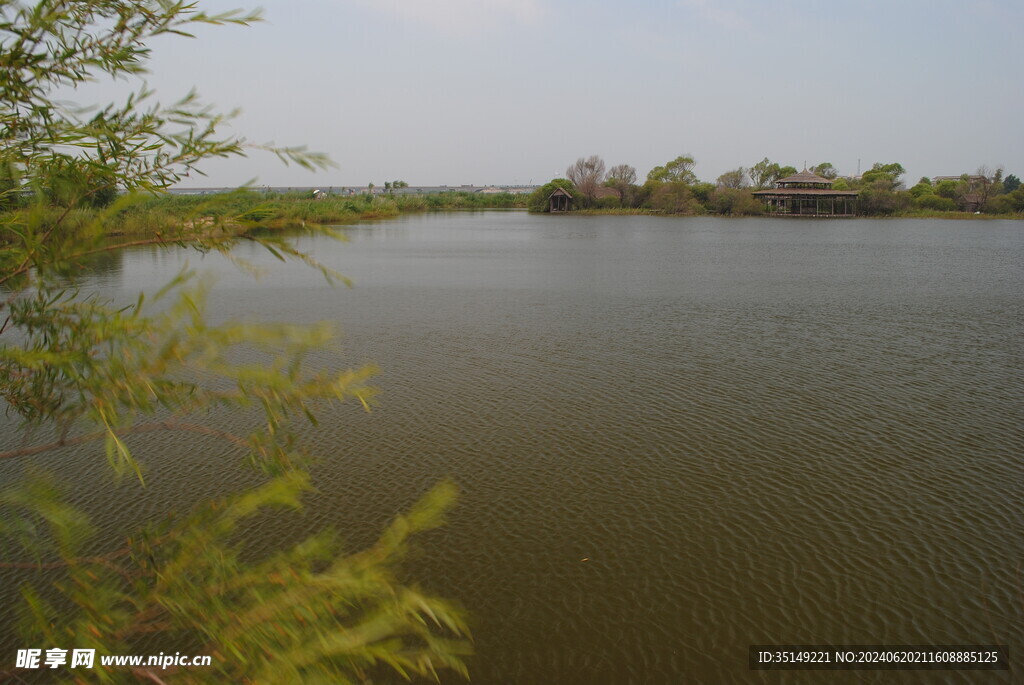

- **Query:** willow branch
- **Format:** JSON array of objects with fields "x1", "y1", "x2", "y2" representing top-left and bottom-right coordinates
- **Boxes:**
[{"x1": 0, "y1": 204, "x2": 76, "y2": 287}]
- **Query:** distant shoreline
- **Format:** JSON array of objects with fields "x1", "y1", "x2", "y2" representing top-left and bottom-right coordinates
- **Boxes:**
[{"x1": 567, "y1": 208, "x2": 1023, "y2": 220}]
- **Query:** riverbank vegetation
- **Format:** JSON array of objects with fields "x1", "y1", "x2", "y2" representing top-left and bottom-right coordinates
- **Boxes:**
[
  {"x1": 531, "y1": 155, "x2": 1024, "y2": 218},
  {"x1": 0, "y1": 187, "x2": 528, "y2": 244}
]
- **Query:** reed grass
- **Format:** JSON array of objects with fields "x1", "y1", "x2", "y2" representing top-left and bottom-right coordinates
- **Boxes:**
[{"x1": 82, "y1": 190, "x2": 527, "y2": 237}]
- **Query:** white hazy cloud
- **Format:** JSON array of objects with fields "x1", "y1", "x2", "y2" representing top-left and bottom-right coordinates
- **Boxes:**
[{"x1": 349, "y1": 0, "x2": 545, "y2": 34}]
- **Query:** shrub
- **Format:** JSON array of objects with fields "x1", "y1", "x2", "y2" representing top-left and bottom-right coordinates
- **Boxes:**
[
  {"x1": 648, "y1": 182, "x2": 697, "y2": 214},
  {"x1": 914, "y1": 194, "x2": 956, "y2": 211},
  {"x1": 709, "y1": 187, "x2": 763, "y2": 215}
]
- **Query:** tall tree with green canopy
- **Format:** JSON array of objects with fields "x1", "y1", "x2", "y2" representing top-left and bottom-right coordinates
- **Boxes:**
[
  {"x1": 715, "y1": 168, "x2": 748, "y2": 189},
  {"x1": 0, "y1": 2, "x2": 470, "y2": 682},
  {"x1": 810, "y1": 162, "x2": 838, "y2": 179},
  {"x1": 861, "y1": 162, "x2": 906, "y2": 190},
  {"x1": 647, "y1": 155, "x2": 697, "y2": 184},
  {"x1": 748, "y1": 157, "x2": 794, "y2": 189}
]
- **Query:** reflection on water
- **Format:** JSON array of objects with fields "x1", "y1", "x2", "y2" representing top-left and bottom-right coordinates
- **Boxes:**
[{"x1": 1, "y1": 212, "x2": 1022, "y2": 684}]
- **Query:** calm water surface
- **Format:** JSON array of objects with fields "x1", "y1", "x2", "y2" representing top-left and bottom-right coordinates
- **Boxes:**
[{"x1": 2, "y1": 212, "x2": 1022, "y2": 683}]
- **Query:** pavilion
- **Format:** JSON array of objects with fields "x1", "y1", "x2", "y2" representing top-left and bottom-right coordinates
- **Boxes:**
[
  {"x1": 753, "y1": 169, "x2": 858, "y2": 217},
  {"x1": 548, "y1": 187, "x2": 574, "y2": 212}
]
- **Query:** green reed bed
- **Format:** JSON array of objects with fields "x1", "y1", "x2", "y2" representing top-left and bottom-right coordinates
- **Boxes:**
[{"x1": 2, "y1": 190, "x2": 528, "y2": 245}]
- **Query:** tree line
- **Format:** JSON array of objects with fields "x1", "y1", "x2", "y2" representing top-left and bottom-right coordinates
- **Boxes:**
[{"x1": 529, "y1": 155, "x2": 1024, "y2": 217}]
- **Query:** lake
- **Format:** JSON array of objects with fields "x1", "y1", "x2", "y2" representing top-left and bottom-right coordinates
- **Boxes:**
[{"x1": 2, "y1": 212, "x2": 1022, "y2": 683}]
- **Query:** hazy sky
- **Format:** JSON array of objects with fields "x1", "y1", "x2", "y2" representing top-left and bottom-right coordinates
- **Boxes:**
[{"x1": 103, "y1": 0, "x2": 1021, "y2": 187}]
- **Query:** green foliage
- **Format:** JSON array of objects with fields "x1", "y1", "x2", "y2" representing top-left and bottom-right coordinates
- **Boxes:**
[
  {"x1": 914, "y1": 194, "x2": 956, "y2": 211},
  {"x1": 715, "y1": 168, "x2": 748, "y2": 189},
  {"x1": 646, "y1": 155, "x2": 697, "y2": 184},
  {"x1": 708, "y1": 187, "x2": 762, "y2": 215},
  {"x1": 1004, "y1": 186, "x2": 1024, "y2": 212},
  {"x1": 748, "y1": 159, "x2": 795, "y2": 189},
  {"x1": 810, "y1": 162, "x2": 837, "y2": 179},
  {"x1": 1003, "y1": 174, "x2": 1021, "y2": 193},
  {"x1": 606, "y1": 164, "x2": 638, "y2": 207},
  {"x1": 689, "y1": 182, "x2": 715, "y2": 207},
  {"x1": 861, "y1": 162, "x2": 906, "y2": 190},
  {"x1": 648, "y1": 182, "x2": 697, "y2": 214},
  {"x1": 858, "y1": 180, "x2": 912, "y2": 215},
  {"x1": 417, "y1": 191, "x2": 526, "y2": 211},
  {"x1": 3, "y1": 472, "x2": 470, "y2": 683},
  {"x1": 936, "y1": 180, "x2": 957, "y2": 199},
  {"x1": 0, "y1": 2, "x2": 471, "y2": 682},
  {"x1": 748, "y1": 158, "x2": 778, "y2": 189},
  {"x1": 909, "y1": 180, "x2": 935, "y2": 198},
  {"x1": 983, "y1": 195, "x2": 1014, "y2": 214},
  {"x1": 527, "y1": 178, "x2": 576, "y2": 213}
]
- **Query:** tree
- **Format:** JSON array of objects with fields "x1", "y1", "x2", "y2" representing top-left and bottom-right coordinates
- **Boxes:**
[
  {"x1": 565, "y1": 155, "x2": 606, "y2": 206},
  {"x1": 861, "y1": 162, "x2": 906, "y2": 190},
  {"x1": 748, "y1": 158, "x2": 777, "y2": 189},
  {"x1": 974, "y1": 165, "x2": 1003, "y2": 206},
  {"x1": 0, "y1": 3, "x2": 469, "y2": 682},
  {"x1": 810, "y1": 162, "x2": 838, "y2": 179},
  {"x1": 715, "y1": 167, "x2": 748, "y2": 189},
  {"x1": 777, "y1": 165, "x2": 798, "y2": 180},
  {"x1": 647, "y1": 155, "x2": 697, "y2": 184},
  {"x1": 607, "y1": 163, "x2": 637, "y2": 187},
  {"x1": 858, "y1": 179, "x2": 911, "y2": 215},
  {"x1": 936, "y1": 179, "x2": 957, "y2": 199},
  {"x1": 1003, "y1": 174, "x2": 1020, "y2": 193},
  {"x1": 648, "y1": 182, "x2": 696, "y2": 214},
  {"x1": 709, "y1": 187, "x2": 761, "y2": 215},
  {"x1": 909, "y1": 177, "x2": 934, "y2": 199},
  {"x1": 748, "y1": 158, "x2": 794, "y2": 189},
  {"x1": 606, "y1": 164, "x2": 638, "y2": 206},
  {"x1": 689, "y1": 181, "x2": 716, "y2": 207}
]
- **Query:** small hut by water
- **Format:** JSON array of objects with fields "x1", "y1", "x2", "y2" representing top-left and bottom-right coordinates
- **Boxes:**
[
  {"x1": 753, "y1": 169, "x2": 858, "y2": 217},
  {"x1": 548, "y1": 187, "x2": 574, "y2": 212}
]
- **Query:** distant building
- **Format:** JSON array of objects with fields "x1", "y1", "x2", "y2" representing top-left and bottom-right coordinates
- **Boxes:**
[
  {"x1": 932, "y1": 175, "x2": 986, "y2": 185},
  {"x1": 932, "y1": 176, "x2": 988, "y2": 212},
  {"x1": 752, "y1": 169, "x2": 858, "y2": 217}
]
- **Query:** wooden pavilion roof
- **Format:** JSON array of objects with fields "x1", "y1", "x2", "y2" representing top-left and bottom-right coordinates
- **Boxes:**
[
  {"x1": 752, "y1": 188, "x2": 858, "y2": 196},
  {"x1": 776, "y1": 169, "x2": 834, "y2": 185}
]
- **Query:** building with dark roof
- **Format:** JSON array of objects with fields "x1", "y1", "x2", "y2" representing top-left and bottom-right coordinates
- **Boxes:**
[
  {"x1": 548, "y1": 187, "x2": 574, "y2": 212},
  {"x1": 752, "y1": 169, "x2": 858, "y2": 217}
]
